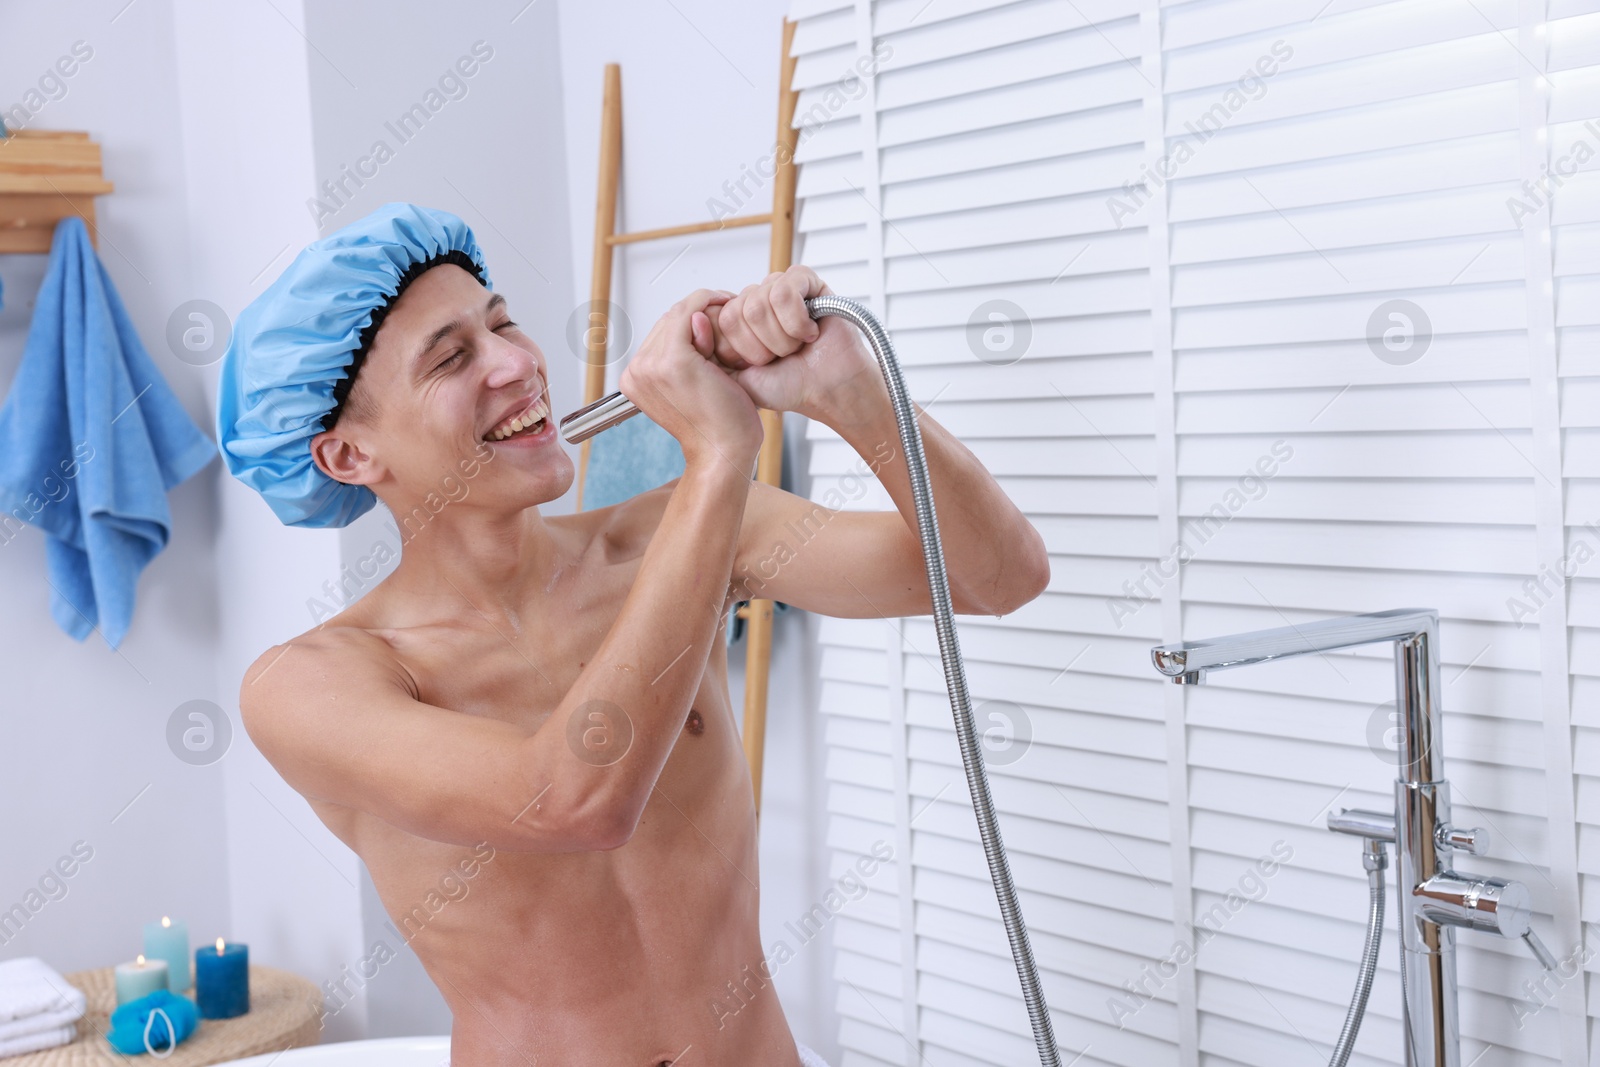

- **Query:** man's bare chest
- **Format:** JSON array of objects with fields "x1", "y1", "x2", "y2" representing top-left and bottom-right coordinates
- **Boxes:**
[
  {"x1": 312, "y1": 508, "x2": 749, "y2": 862},
  {"x1": 389, "y1": 550, "x2": 646, "y2": 721}
]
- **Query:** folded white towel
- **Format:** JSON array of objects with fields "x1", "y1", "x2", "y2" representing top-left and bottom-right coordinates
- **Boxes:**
[
  {"x1": 0, "y1": 1021, "x2": 78, "y2": 1058},
  {"x1": 0, "y1": 958, "x2": 85, "y2": 1023},
  {"x1": 796, "y1": 1042, "x2": 833, "y2": 1067},
  {"x1": 0, "y1": 1001, "x2": 84, "y2": 1043}
]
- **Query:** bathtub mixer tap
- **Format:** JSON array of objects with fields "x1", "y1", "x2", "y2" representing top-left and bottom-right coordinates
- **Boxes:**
[{"x1": 1153, "y1": 608, "x2": 1558, "y2": 1066}]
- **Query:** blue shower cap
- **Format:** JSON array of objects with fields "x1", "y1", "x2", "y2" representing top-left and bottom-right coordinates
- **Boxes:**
[{"x1": 216, "y1": 202, "x2": 492, "y2": 528}]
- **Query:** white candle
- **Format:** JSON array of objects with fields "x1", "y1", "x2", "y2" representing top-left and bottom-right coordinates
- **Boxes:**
[{"x1": 113, "y1": 954, "x2": 169, "y2": 1006}]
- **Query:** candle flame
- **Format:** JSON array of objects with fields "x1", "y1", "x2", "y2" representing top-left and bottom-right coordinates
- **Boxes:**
[
  {"x1": 136, "y1": 954, "x2": 146, "y2": 966},
  {"x1": 216, "y1": 938, "x2": 225, "y2": 954},
  {"x1": 161, "y1": 916, "x2": 171, "y2": 928}
]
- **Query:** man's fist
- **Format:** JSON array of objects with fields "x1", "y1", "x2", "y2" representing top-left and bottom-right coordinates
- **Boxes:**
[
  {"x1": 706, "y1": 265, "x2": 826, "y2": 370},
  {"x1": 703, "y1": 266, "x2": 883, "y2": 422},
  {"x1": 619, "y1": 288, "x2": 762, "y2": 467}
]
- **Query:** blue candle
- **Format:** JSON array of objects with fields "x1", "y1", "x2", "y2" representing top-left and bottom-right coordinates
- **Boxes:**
[
  {"x1": 142, "y1": 916, "x2": 191, "y2": 993},
  {"x1": 195, "y1": 939, "x2": 249, "y2": 1018}
]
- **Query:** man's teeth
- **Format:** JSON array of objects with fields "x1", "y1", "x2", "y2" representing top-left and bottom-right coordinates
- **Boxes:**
[{"x1": 489, "y1": 398, "x2": 550, "y2": 440}]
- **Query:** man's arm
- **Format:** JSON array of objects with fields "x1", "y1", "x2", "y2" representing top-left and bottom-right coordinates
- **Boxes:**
[
  {"x1": 707, "y1": 265, "x2": 1048, "y2": 620},
  {"x1": 731, "y1": 389, "x2": 1050, "y2": 619}
]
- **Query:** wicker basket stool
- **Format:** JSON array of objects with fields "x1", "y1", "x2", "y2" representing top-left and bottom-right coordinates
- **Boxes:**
[{"x1": 2, "y1": 965, "x2": 322, "y2": 1066}]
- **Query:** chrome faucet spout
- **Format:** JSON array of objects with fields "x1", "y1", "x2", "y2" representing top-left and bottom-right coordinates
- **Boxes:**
[
  {"x1": 1150, "y1": 607, "x2": 1438, "y2": 678},
  {"x1": 1152, "y1": 608, "x2": 1443, "y2": 788}
]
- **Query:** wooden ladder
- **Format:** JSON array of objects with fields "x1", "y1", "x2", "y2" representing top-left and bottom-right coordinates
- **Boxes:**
[{"x1": 577, "y1": 20, "x2": 801, "y2": 818}]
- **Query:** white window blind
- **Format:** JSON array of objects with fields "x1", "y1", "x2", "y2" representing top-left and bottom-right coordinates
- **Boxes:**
[{"x1": 788, "y1": 0, "x2": 1600, "y2": 1064}]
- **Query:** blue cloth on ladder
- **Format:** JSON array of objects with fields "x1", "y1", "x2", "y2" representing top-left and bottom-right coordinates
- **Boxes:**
[
  {"x1": 0, "y1": 216, "x2": 216, "y2": 648},
  {"x1": 580, "y1": 409, "x2": 788, "y2": 645},
  {"x1": 581, "y1": 409, "x2": 685, "y2": 511}
]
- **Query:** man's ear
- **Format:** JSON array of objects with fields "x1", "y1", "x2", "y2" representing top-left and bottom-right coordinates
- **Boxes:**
[{"x1": 310, "y1": 427, "x2": 384, "y2": 487}]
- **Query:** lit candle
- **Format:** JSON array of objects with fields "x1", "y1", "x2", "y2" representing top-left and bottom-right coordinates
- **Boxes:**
[
  {"x1": 195, "y1": 938, "x2": 248, "y2": 1019},
  {"x1": 141, "y1": 916, "x2": 191, "y2": 993},
  {"x1": 113, "y1": 954, "x2": 169, "y2": 1006}
]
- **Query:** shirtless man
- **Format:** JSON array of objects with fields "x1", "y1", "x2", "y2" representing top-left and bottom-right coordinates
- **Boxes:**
[{"x1": 222, "y1": 205, "x2": 1049, "y2": 1067}]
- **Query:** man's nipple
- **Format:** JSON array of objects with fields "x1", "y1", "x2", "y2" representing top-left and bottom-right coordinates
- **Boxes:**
[{"x1": 684, "y1": 708, "x2": 704, "y2": 735}]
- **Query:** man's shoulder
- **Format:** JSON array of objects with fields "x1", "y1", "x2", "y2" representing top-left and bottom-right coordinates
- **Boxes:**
[
  {"x1": 610, "y1": 475, "x2": 806, "y2": 554},
  {"x1": 241, "y1": 623, "x2": 409, "y2": 711},
  {"x1": 583, "y1": 477, "x2": 689, "y2": 553}
]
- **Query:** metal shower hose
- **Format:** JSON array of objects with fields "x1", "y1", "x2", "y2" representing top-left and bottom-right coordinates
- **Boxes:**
[
  {"x1": 560, "y1": 295, "x2": 1062, "y2": 1066},
  {"x1": 1329, "y1": 853, "x2": 1384, "y2": 1067}
]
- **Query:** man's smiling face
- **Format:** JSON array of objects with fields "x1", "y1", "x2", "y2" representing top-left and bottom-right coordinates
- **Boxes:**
[{"x1": 309, "y1": 263, "x2": 575, "y2": 516}]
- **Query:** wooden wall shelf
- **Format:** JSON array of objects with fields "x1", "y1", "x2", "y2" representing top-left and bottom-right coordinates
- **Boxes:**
[{"x1": 0, "y1": 129, "x2": 114, "y2": 253}]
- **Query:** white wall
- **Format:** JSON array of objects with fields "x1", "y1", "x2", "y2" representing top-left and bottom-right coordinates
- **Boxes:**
[
  {"x1": 0, "y1": 0, "x2": 232, "y2": 975},
  {"x1": 554, "y1": 0, "x2": 837, "y2": 1057}
]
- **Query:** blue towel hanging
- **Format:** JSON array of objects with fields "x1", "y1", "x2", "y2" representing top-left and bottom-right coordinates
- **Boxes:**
[{"x1": 0, "y1": 216, "x2": 216, "y2": 649}]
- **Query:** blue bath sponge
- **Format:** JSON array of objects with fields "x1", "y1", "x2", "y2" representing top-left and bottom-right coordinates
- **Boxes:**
[{"x1": 106, "y1": 988, "x2": 199, "y2": 1054}]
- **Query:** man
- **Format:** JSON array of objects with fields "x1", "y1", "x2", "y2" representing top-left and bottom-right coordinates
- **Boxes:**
[{"x1": 218, "y1": 203, "x2": 1049, "y2": 1067}]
